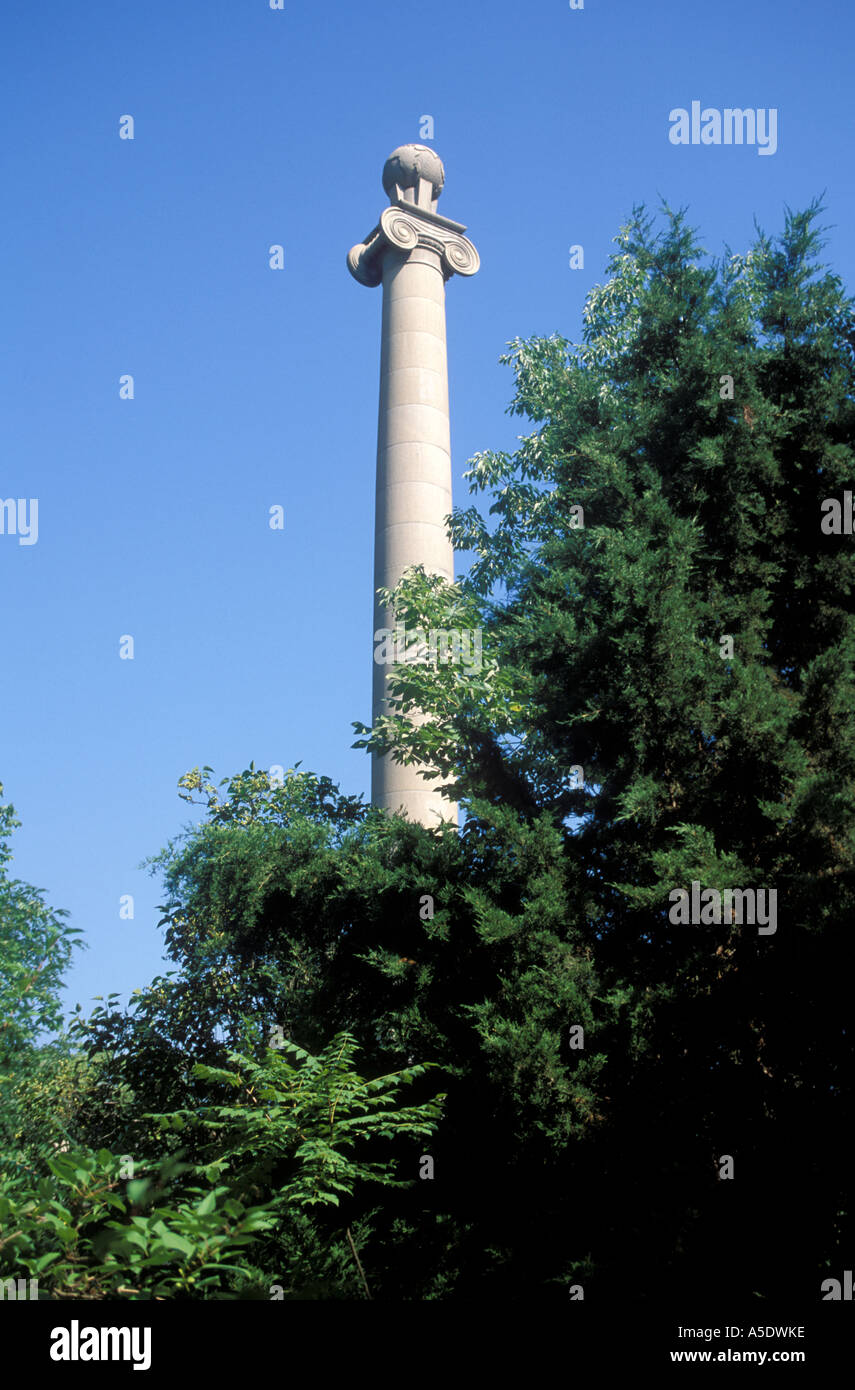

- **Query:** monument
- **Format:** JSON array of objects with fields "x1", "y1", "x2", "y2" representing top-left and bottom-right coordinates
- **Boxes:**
[{"x1": 348, "y1": 143, "x2": 479, "y2": 828}]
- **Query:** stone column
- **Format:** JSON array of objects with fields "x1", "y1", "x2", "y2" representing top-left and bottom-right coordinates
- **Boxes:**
[{"x1": 348, "y1": 144, "x2": 479, "y2": 828}]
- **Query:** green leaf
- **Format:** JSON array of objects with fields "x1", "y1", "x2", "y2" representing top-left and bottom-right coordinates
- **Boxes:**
[{"x1": 156, "y1": 1230, "x2": 195, "y2": 1257}]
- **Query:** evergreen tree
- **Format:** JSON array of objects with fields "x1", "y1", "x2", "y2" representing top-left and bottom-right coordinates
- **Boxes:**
[{"x1": 360, "y1": 200, "x2": 855, "y2": 1297}]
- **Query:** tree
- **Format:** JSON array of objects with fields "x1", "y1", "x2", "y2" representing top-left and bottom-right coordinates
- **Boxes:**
[
  {"x1": 0, "y1": 783, "x2": 86, "y2": 1188},
  {"x1": 0, "y1": 783, "x2": 82, "y2": 1069},
  {"x1": 360, "y1": 200, "x2": 855, "y2": 1297}
]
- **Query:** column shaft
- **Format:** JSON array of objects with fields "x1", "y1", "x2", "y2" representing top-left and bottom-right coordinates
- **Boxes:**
[{"x1": 372, "y1": 246, "x2": 457, "y2": 826}]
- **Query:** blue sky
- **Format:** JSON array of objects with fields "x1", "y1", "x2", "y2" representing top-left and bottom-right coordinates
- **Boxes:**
[{"x1": 1, "y1": 0, "x2": 852, "y2": 1021}]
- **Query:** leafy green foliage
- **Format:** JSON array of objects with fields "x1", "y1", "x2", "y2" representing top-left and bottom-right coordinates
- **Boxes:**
[
  {"x1": 0, "y1": 784, "x2": 83, "y2": 1068},
  {"x1": 0, "y1": 1148, "x2": 275, "y2": 1299},
  {"x1": 167, "y1": 1033, "x2": 445, "y2": 1210},
  {"x1": 0, "y1": 1033, "x2": 443, "y2": 1299}
]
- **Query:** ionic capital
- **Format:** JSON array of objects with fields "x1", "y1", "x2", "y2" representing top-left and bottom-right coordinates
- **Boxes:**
[{"x1": 348, "y1": 202, "x2": 480, "y2": 287}]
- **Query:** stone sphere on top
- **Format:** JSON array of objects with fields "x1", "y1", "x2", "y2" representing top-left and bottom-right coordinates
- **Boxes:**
[{"x1": 382, "y1": 144, "x2": 445, "y2": 204}]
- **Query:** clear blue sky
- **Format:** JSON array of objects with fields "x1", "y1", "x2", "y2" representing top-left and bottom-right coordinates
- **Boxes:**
[{"x1": 1, "y1": 0, "x2": 852, "y2": 1021}]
